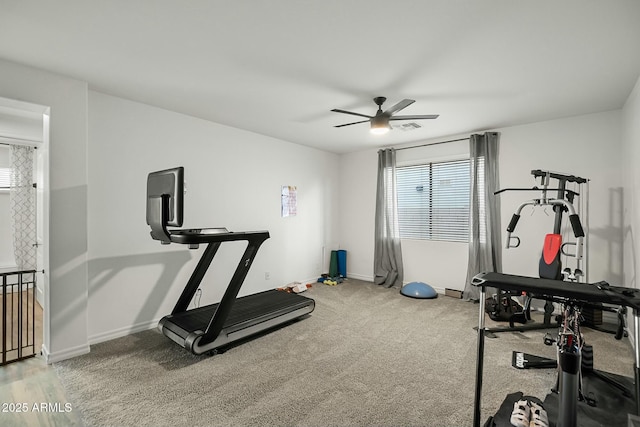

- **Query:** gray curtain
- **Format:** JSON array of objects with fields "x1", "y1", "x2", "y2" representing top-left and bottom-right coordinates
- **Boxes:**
[
  {"x1": 374, "y1": 148, "x2": 404, "y2": 288},
  {"x1": 9, "y1": 144, "x2": 36, "y2": 271},
  {"x1": 464, "y1": 132, "x2": 501, "y2": 300}
]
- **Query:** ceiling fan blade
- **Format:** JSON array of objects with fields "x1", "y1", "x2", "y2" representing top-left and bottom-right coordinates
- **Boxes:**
[
  {"x1": 334, "y1": 119, "x2": 370, "y2": 128},
  {"x1": 331, "y1": 109, "x2": 372, "y2": 119},
  {"x1": 384, "y1": 99, "x2": 415, "y2": 116},
  {"x1": 389, "y1": 114, "x2": 439, "y2": 121}
]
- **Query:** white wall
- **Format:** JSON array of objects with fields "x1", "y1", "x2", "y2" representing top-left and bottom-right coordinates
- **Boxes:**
[
  {"x1": 87, "y1": 91, "x2": 339, "y2": 342},
  {"x1": 0, "y1": 146, "x2": 14, "y2": 268},
  {"x1": 338, "y1": 142, "x2": 471, "y2": 290},
  {"x1": 499, "y1": 111, "x2": 623, "y2": 285},
  {"x1": 0, "y1": 107, "x2": 43, "y2": 142},
  {"x1": 338, "y1": 140, "x2": 471, "y2": 290},
  {"x1": 0, "y1": 54, "x2": 631, "y2": 360},
  {"x1": 339, "y1": 110, "x2": 623, "y2": 293},
  {"x1": 622, "y1": 75, "x2": 640, "y2": 291},
  {"x1": 0, "y1": 58, "x2": 89, "y2": 362},
  {"x1": 337, "y1": 149, "x2": 377, "y2": 281},
  {"x1": 0, "y1": 58, "x2": 340, "y2": 358},
  {"x1": 395, "y1": 139, "x2": 470, "y2": 291}
]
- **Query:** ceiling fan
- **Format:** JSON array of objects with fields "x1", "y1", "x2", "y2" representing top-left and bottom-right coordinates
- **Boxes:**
[{"x1": 331, "y1": 97, "x2": 439, "y2": 135}]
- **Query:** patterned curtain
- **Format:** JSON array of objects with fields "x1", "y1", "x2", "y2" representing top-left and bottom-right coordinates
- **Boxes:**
[{"x1": 9, "y1": 145, "x2": 36, "y2": 271}]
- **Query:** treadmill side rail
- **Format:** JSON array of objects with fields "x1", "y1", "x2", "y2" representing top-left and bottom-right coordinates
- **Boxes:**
[
  {"x1": 189, "y1": 303, "x2": 314, "y2": 355},
  {"x1": 158, "y1": 290, "x2": 315, "y2": 355}
]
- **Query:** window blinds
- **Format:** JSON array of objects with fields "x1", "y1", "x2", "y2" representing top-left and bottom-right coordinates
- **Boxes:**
[
  {"x1": 396, "y1": 159, "x2": 470, "y2": 242},
  {"x1": 0, "y1": 167, "x2": 10, "y2": 189}
]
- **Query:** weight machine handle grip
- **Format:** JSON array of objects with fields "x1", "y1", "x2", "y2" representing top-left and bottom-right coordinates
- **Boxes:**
[
  {"x1": 506, "y1": 234, "x2": 520, "y2": 249},
  {"x1": 507, "y1": 214, "x2": 520, "y2": 233},
  {"x1": 569, "y1": 214, "x2": 585, "y2": 238}
]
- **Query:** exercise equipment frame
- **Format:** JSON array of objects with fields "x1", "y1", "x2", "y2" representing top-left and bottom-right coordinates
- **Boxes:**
[
  {"x1": 471, "y1": 272, "x2": 640, "y2": 427},
  {"x1": 146, "y1": 167, "x2": 315, "y2": 355},
  {"x1": 486, "y1": 170, "x2": 589, "y2": 333}
]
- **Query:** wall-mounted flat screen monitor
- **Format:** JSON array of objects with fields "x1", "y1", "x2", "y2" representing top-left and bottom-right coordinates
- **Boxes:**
[{"x1": 146, "y1": 166, "x2": 184, "y2": 227}]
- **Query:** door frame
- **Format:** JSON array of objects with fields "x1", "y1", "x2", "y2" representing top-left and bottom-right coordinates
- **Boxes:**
[{"x1": 0, "y1": 95, "x2": 50, "y2": 358}]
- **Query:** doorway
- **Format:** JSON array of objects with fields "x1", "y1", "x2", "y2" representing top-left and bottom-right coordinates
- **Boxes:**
[{"x1": 0, "y1": 97, "x2": 49, "y2": 365}]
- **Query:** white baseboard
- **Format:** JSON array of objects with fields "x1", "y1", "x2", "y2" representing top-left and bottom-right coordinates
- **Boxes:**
[
  {"x1": 431, "y1": 286, "x2": 447, "y2": 294},
  {"x1": 345, "y1": 273, "x2": 374, "y2": 282},
  {"x1": 42, "y1": 319, "x2": 161, "y2": 362},
  {"x1": 296, "y1": 277, "x2": 322, "y2": 285},
  {"x1": 88, "y1": 318, "x2": 160, "y2": 345},
  {"x1": 43, "y1": 342, "x2": 90, "y2": 364},
  {"x1": 337, "y1": 274, "x2": 450, "y2": 296}
]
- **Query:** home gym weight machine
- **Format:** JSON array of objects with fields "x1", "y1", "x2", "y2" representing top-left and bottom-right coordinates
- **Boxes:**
[
  {"x1": 473, "y1": 170, "x2": 634, "y2": 426},
  {"x1": 485, "y1": 170, "x2": 589, "y2": 332},
  {"x1": 146, "y1": 167, "x2": 315, "y2": 355}
]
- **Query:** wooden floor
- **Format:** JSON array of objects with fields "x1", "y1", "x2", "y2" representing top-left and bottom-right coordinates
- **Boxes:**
[
  {"x1": 0, "y1": 289, "x2": 42, "y2": 363},
  {"x1": 0, "y1": 290, "x2": 84, "y2": 426},
  {"x1": 0, "y1": 356, "x2": 84, "y2": 426}
]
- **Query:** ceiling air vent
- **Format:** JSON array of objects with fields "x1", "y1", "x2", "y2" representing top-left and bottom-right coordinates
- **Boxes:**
[{"x1": 394, "y1": 122, "x2": 422, "y2": 131}]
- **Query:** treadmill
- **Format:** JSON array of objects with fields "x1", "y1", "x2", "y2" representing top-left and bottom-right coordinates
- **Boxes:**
[{"x1": 146, "y1": 167, "x2": 315, "y2": 355}]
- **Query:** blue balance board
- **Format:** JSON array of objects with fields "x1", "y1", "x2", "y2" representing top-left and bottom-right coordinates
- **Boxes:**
[{"x1": 400, "y1": 281, "x2": 438, "y2": 299}]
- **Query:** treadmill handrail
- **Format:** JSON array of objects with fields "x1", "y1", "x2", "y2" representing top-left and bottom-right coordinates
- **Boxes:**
[
  {"x1": 166, "y1": 232, "x2": 271, "y2": 348},
  {"x1": 201, "y1": 235, "x2": 268, "y2": 344},
  {"x1": 149, "y1": 193, "x2": 269, "y2": 245},
  {"x1": 168, "y1": 229, "x2": 270, "y2": 245},
  {"x1": 171, "y1": 241, "x2": 222, "y2": 315}
]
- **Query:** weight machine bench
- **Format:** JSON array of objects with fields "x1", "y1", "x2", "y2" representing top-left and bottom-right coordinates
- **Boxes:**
[{"x1": 471, "y1": 272, "x2": 640, "y2": 427}]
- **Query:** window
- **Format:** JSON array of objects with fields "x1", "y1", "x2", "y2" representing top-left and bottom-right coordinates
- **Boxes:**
[
  {"x1": 396, "y1": 159, "x2": 470, "y2": 242},
  {"x1": 0, "y1": 167, "x2": 9, "y2": 192},
  {"x1": 474, "y1": 157, "x2": 486, "y2": 244}
]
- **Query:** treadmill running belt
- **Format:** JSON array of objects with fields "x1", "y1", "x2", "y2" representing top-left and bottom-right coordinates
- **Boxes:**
[{"x1": 166, "y1": 289, "x2": 311, "y2": 335}]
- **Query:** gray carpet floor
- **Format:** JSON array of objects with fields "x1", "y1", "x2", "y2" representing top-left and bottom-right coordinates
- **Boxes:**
[{"x1": 54, "y1": 279, "x2": 635, "y2": 427}]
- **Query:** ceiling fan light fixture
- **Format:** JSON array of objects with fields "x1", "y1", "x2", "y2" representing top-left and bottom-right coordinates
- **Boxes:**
[
  {"x1": 370, "y1": 115, "x2": 390, "y2": 135},
  {"x1": 332, "y1": 96, "x2": 438, "y2": 133}
]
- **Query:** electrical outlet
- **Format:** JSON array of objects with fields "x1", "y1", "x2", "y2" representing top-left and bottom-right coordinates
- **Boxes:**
[{"x1": 265, "y1": 272, "x2": 270, "y2": 280}]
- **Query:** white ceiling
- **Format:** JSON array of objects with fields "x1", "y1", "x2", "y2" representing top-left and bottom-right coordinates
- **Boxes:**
[{"x1": 1, "y1": 0, "x2": 639, "y2": 154}]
